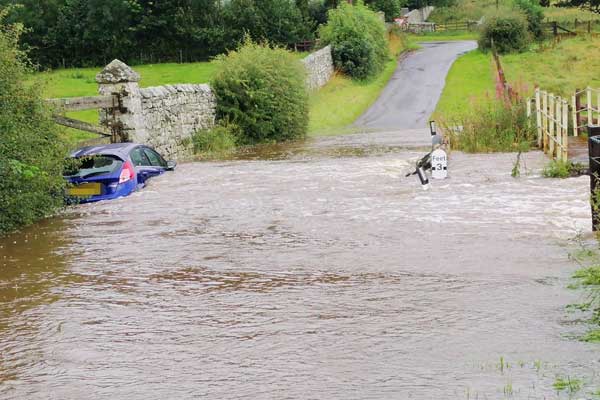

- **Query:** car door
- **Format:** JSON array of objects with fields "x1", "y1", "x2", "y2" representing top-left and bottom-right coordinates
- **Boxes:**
[{"x1": 129, "y1": 146, "x2": 162, "y2": 186}]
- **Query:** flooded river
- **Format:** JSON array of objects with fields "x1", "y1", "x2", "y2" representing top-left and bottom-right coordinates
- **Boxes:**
[{"x1": 1, "y1": 132, "x2": 598, "y2": 399}]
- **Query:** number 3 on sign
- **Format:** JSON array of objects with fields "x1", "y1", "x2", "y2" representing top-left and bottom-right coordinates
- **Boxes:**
[{"x1": 431, "y1": 149, "x2": 448, "y2": 180}]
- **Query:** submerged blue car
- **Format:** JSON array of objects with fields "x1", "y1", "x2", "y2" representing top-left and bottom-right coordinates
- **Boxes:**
[{"x1": 64, "y1": 143, "x2": 176, "y2": 203}]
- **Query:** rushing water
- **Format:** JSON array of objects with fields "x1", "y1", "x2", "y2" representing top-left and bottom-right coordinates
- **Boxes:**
[{"x1": 1, "y1": 132, "x2": 598, "y2": 399}]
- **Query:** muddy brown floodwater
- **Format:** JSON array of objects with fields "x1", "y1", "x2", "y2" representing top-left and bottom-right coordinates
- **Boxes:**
[{"x1": 1, "y1": 132, "x2": 598, "y2": 399}]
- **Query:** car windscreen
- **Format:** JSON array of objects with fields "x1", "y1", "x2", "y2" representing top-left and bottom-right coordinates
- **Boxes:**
[{"x1": 64, "y1": 155, "x2": 124, "y2": 179}]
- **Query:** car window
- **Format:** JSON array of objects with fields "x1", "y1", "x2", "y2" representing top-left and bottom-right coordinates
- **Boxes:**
[
  {"x1": 130, "y1": 147, "x2": 151, "y2": 167},
  {"x1": 143, "y1": 148, "x2": 167, "y2": 168},
  {"x1": 63, "y1": 155, "x2": 124, "y2": 178}
]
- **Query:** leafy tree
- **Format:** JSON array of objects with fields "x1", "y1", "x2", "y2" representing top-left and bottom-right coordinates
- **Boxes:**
[
  {"x1": 320, "y1": 1, "x2": 389, "y2": 79},
  {"x1": 0, "y1": 10, "x2": 66, "y2": 234},
  {"x1": 211, "y1": 39, "x2": 309, "y2": 144},
  {"x1": 514, "y1": 0, "x2": 545, "y2": 40},
  {"x1": 555, "y1": 0, "x2": 600, "y2": 13},
  {"x1": 365, "y1": 0, "x2": 405, "y2": 21}
]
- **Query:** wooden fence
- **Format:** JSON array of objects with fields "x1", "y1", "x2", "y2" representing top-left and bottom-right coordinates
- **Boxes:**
[
  {"x1": 433, "y1": 20, "x2": 478, "y2": 32},
  {"x1": 528, "y1": 89, "x2": 569, "y2": 161},
  {"x1": 47, "y1": 94, "x2": 124, "y2": 142},
  {"x1": 545, "y1": 19, "x2": 600, "y2": 34},
  {"x1": 573, "y1": 87, "x2": 600, "y2": 136}
]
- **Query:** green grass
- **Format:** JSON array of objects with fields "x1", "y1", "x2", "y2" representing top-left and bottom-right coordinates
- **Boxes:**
[
  {"x1": 573, "y1": 266, "x2": 600, "y2": 286},
  {"x1": 407, "y1": 31, "x2": 478, "y2": 42},
  {"x1": 308, "y1": 59, "x2": 398, "y2": 136},
  {"x1": 544, "y1": 6, "x2": 600, "y2": 23},
  {"x1": 36, "y1": 61, "x2": 219, "y2": 99},
  {"x1": 32, "y1": 61, "x2": 220, "y2": 146},
  {"x1": 434, "y1": 35, "x2": 600, "y2": 122},
  {"x1": 553, "y1": 376, "x2": 582, "y2": 394},
  {"x1": 502, "y1": 36, "x2": 600, "y2": 96},
  {"x1": 307, "y1": 33, "x2": 409, "y2": 136},
  {"x1": 582, "y1": 329, "x2": 600, "y2": 343},
  {"x1": 433, "y1": 50, "x2": 494, "y2": 121}
]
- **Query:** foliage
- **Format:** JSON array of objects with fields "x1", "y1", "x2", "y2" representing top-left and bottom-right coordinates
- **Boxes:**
[
  {"x1": 478, "y1": 13, "x2": 531, "y2": 54},
  {"x1": 569, "y1": 251, "x2": 600, "y2": 344},
  {"x1": 365, "y1": 0, "x2": 404, "y2": 22},
  {"x1": 573, "y1": 265, "x2": 600, "y2": 286},
  {"x1": 556, "y1": 0, "x2": 600, "y2": 13},
  {"x1": 211, "y1": 39, "x2": 309, "y2": 145},
  {"x1": 320, "y1": 1, "x2": 389, "y2": 79},
  {"x1": 0, "y1": 12, "x2": 66, "y2": 234},
  {"x1": 542, "y1": 159, "x2": 585, "y2": 178},
  {"x1": 0, "y1": 0, "x2": 328, "y2": 68},
  {"x1": 192, "y1": 123, "x2": 239, "y2": 157},
  {"x1": 552, "y1": 376, "x2": 582, "y2": 394},
  {"x1": 514, "y1": 0, "x2": 546, "y2": 40},
  {"x1": 445, "y1": 96, "x2": 536, "y2": 152}
]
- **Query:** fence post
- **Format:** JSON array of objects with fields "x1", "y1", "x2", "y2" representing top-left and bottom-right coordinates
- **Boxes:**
[
  {"x1": 549, "y1": 94, "x2": 556, "y2": 157},
  {"x1": 535, "y1": 88, "x2": 544, "y2": 150},
  {"x1": 562, "y1": 99, "x2": 569, "y2": 161},
  {"x1": 574, "y1": 88, "x2": 581, "y2": 137},
  {"x1": 588, "y1": 126, "x2": 600, "y2": 231},
  {"x1": 588, "y1": 87, "x2": 594, "y2": 126},
  {"x1": 542, "y1": 90, "x2": 548, "y2": 153},
  {"x1": 553, "y1": 21, "x2": 558, "y2": 36},
  {"x1": 597, "y1": 89, "x2": 600, "y2": 125},
  {"x1": 96, "y1": 59, "x2": 145, "y2": 143},
  {"x1": 555, "y1": 98, "x2": 562, "y2": 161}
]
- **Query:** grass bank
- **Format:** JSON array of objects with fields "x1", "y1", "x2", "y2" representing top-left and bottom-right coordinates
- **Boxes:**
[
  {"x1": 308, "y1": 32, "x2": 411, "y2": 136},
  {"x1": 429, "y1": 0, "x2": 599, "y2": 24},
  {"x1": 434, "y1": 35, "x2": 600, "y2": 122}
]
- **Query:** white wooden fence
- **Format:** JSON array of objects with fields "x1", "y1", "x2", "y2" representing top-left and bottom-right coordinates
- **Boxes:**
[
  {"x1": 528, "y1": 88, "x2": 569, "y2": 161},
  {"x1": 572, "y1": 87, "x2": 600, "y2": 136}
]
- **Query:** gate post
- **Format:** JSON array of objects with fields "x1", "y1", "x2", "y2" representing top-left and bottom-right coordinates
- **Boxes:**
[
  {"x1": 589, "y1": 125, "x2": 600, "y2": 231},
  {"x1": 96, "y1": 59, "x2": 145, "y2": 143}
]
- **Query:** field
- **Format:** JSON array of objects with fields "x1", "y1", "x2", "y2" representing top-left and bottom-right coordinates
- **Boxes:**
[
  {"x1": 434, "y1": 35, "x2": 600, "y2": 122},
  {"x1": 429, "y1": 0, "x2": 600, "y2": 27},
  {"x1": 34, "y1": 62, "x2": 219, "y2": 144}
]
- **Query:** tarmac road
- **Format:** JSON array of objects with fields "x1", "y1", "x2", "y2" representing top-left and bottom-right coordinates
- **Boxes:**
[{"x1": 354, "y1": 40, "x2": 478, "y2": 130}]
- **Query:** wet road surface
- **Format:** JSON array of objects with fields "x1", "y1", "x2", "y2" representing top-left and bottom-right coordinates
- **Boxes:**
[
  {"x1": 1, "y1": 132, "x2": 598, "y2": 399},
  {"x1": 355, "y1": 41, "x2": 478, "y2": 130}
]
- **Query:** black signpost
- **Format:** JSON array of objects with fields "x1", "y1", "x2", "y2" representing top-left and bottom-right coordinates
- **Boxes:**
[{"x1": 588, "y1": 125, "x2": 600, "y2": 231}]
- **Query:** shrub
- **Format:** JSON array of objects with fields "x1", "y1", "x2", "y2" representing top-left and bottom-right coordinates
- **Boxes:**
[
  {"x1": 0, "y1": 13, "x2": 66, "y2": 235},
  {"x1": 320, "y1": 1, "x2": 389, "y2": 80},
  {"x1": 192, "y1": 123, "x2": 239, "y2": 157},
  {"x1": 367, "y1": 0, "x2": 402, "y2": 22},
  {"x1": 211, "y1": 39, "x2": 309, "y2": 145},
  {"x1": 542, "y1": 159, "x2": 585, "y2": 178},
  {"x1": 445, "y1": 97, "x2": 536, "y2": 153},
  {"x1": 514, "y1": 0, "x2": 545, "y2": 40},
  {"x1": 478, "y1": 13, "x2": 531, "y2": 54}
]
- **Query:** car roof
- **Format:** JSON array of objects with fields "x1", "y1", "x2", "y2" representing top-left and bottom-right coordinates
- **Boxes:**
[{"x1": 70, "y1": 143, "x2": 144, "y2": 159}]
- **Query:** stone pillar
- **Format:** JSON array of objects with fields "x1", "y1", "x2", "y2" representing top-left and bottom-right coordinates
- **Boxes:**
[{"x1": 96, "y1": 59, "x2": 145, "y2": 143}]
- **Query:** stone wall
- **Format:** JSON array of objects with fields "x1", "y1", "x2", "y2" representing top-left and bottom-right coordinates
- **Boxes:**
[
  {"x1": 96, "y1": 60, "x2": 215, "y2": 160},
  {"x1": 137, "y1": 84, "x2": 215, "y2": 159},
  {"x1": 301, "y1": 45, "x2": 334, "y2": 91},
  {"x1": 96, "y1": 49, "x2": 334, "y2": 159},
  {"x1": 405, "y1": 6, "x2": 434, "y2": 24}
]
